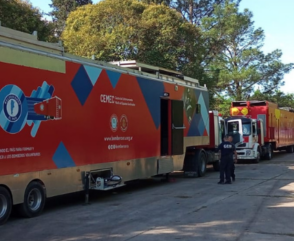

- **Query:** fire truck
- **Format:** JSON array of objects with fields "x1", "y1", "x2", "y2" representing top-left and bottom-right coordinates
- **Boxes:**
[
  {"x1": 227, "y1": 100, "x2": 294, "y2": 162},
  {"x1": 0, "y1": 26, "x2": 222, "y2": 225}
]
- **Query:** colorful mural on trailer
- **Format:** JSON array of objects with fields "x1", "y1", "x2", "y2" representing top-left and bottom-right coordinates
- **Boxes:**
[
  {"x1": 0, "y1": 82, "x2": 61, "y2": 136},
  {"x1": 0, "y1": 61, "x2": 209, "y2": 175}
]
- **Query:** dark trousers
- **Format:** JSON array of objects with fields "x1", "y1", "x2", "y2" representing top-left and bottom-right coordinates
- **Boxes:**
[
  {"x1": 219, "y1": 159, "x2": 232, "y2": 182},
  {"x1": 231, "y1": 162, "x2": 235, "y2": 179}
]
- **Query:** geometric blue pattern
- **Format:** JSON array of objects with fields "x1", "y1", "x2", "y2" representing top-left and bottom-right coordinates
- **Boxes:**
[
  {"x1": 106, "y1": 70, "x2": 121, "y2": 89},
  {"x1": 188, "y1": 113, "x2": 201, "y2": 136},
  {"x1": 137, "y1": 77, "x2": 164, "y2": 129},
  {"x1": 198, "y1": 116, "x2": 205, "y2": 136},
  {"x1": 84, "y1": 65, "x2": 102, "y2": 86},
  {"x1": 26, "y1": 81, "x2": 55, "y2": 137},
  {"x1": 71, "y1": 66, "x2": 93, "y2": 106},
  {"x1": 198, "y1": 92, "x2": 209, "y2": 135},
  {"x1": 52, "y1": 142, "x2": 76, "y2": 168},
  {"x1": 186, "y1": 88, "x2": 210, "y2": 136}
]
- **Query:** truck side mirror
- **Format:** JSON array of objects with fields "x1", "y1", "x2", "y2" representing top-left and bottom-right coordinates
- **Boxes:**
[{"x1": 257, "y1": 129, "x2": 261, "y2": 135}]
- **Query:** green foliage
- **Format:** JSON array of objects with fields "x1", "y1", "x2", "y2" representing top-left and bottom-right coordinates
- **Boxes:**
[
  {"x1": 202, "y1": 1, "x2": 293, "y2": 101},
  {"x1": 212, "y1": 95, "x2": 233, "y2": 117},
  {"x1": 49, "y1": 0, "x2": 93, "y2": 37},
  {"x1": 62, "y1": 0, "x2": 201, "y2": 70},
  {"x1": 250, "y1": 89, "x2": 294, "y2": 108},
  {"x1": 62, "y1": 0, "x2": 144, "y2": 60},
  {"x1": 166, "y1": 0, "x2": 241, "y2": 25},
  {"x1": 140, "y1": 0, "x2": 171, "y2": 4},
  {"x1": 0, "y1": 0, "x2": 57, "y2": 42},
  {"x1": 137, "y1": 4, "x2": 201, "y2": 69}
]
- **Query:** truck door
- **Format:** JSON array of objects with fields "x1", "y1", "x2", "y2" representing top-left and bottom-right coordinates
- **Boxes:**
[
  {"x1": 219, "y1": 118, "x2": 225, "y2": 144},
  {"x1": 227, "y1": 119, "x2": 242, "y2": 144},
  {"x1": 171, "y1": 100, "x2": 184, "y2": 155}
]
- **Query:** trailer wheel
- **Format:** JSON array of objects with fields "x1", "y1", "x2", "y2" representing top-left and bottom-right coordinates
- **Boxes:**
[
  {"x1": 0, "y1": 187, "x2": 12, "y2": 225},
  {"x1": 213, "y1": 160, "x2": 220, "y2": 171},
  {"x1": 264, "y1": 144, "x2": 272, "y2": 160},
  {"x1": 197, "y1": 150, "x2": 207, "y2": 177},
  {"x1": 18, "y1": 182, "x2": 46, "y2": 218}
]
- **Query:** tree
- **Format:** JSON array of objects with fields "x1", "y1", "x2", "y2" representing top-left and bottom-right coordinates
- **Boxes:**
[
  {"x1": 140, "y1": 0, "x2": 171, "y2": 4},
  {"x1": 49, "y1": 0, "x2": 93, "y2": 37},
  {"x1": 143, "y1": 0, "x2": 241, "y2": 25},
  {"x1": 250, "y1": 89, "x2": 294, "y2": 109},
  {"x1": 62, "y1": 0, "x2": 201, "y2": 71},
  {"x1": 0, "y1": 0, "x2": 56, "y2": 42},
  {"x1": 202, "y1": 1, "x2": 293, "y2": 103},
  {"x1": 137, "y1": 3, "x2": 201, "y2": 70}
]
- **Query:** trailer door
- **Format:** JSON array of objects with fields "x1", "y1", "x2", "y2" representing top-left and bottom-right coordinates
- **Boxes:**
[{"x1": 171, "y1": 100, "x2": 184, "y2": 155}]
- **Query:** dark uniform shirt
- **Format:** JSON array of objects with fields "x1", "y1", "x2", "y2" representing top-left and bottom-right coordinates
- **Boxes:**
[{"x1": 218, "y1": 141, "x2": 236, "y2": 161}]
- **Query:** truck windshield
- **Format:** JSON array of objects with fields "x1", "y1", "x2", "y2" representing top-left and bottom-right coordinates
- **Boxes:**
[
  {"x1": 242, "y1": 123, "x2": 251, "y2": 136},
  {"x1": 227, "y1": 121, "x2": 240, "y2": 134}
]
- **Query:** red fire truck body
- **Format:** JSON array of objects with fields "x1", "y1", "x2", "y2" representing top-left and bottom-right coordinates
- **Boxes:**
[{"x1": 228, "y1": 100, "x2": 294, "y2": 162}]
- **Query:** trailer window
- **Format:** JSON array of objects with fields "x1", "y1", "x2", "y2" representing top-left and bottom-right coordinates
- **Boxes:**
[{"x1": 195, "y1": 104, "x2": 201, "y2": 114}]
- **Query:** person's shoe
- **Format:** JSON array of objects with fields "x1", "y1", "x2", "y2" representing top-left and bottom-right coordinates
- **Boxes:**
[
  {"x1": 218, "y1": 181, "x2": 224, "y2": 184},
  {"x1": 232, "y1": 177, "x2": 235, "y2": 181},
  {"x1": 224, "y1": 181, "x2": 232, "y2": 184}
]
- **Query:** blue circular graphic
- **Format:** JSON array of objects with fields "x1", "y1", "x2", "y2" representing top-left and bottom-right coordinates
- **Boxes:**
[
  {"x1": 0, "y1": 85, "x2": 28, "y2": 134},
  {"x1": 3, "y1": 94, "x2": 22, "y2": 122}
]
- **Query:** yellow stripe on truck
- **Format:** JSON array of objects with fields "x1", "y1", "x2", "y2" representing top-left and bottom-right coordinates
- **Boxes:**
[{"x1": 0, "y1": 47, "x2": 66, "y2": 73}]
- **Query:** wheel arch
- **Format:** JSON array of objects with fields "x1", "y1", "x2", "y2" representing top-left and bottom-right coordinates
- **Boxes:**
[
  {"x1": 0, "y1": 184, "x2": 13, "y2": 205},
  {"x1": 253, "y1": 143, "x2": 261, "y2": 152},
  {"x1": 26, "y1": 179, "x2": 47, "y2": 198}
]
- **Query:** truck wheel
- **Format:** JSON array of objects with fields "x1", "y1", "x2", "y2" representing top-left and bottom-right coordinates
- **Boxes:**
[
  {"x1": 254, "y1": 148, "x2": 261, "y2": 163},
  {"x1": 197, "y1": 150, "x2": 207, "y2": 177},
  {"x1": 265, "y1": 144, "x2": 272, "y2": 160},
  {"x1": 18, "y1": 182, "x2": 46, "y2": 218},
  {"x1": 0, "y1": 186, "x2": 12, "y2": 225},
  {"x1": 287, "y1": 145, "x2": 294, "y2": 153},
  {"x1": 213, "y1": 161, "x2": 220, "y2": 171}
]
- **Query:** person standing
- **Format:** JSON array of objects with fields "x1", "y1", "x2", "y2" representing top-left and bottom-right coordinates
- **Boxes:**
[
  {"x1": 217, "y1": 135, "x2": 237, "y2": 184},
  {"x1": 228, "y1": 135, "x2": 238, "y2": 181}
]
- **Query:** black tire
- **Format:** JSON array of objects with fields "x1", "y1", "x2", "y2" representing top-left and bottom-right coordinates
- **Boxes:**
[
  {"x1": 253, "y1": 148, "x2": 261, "y2": 163},
  {"x1": 265, "y1": 144, "x2": 272, "y2": 160},
  {"x1": 18, "y1": 182, "x2": 46, "y2": 218},
  {"x1": 197, "y1": 151, "x2": 207, "y2": 177},
  {"x1": 213, "y1": 160, "x2": 220, "y2": 171},
  {"x1": 287, "y1": 145, "x2": 294, "y2": 153},
  {"x1": 0, "y1": 186, "x2": 12, "y2": 225}
]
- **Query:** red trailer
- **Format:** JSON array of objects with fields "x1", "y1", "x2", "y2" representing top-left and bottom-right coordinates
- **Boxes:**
[
  {"x1": 0, "y1": 26, "x2": 217, "y2": 224},
  {"x1": 34, "y1": 97, "x2": 62, "y2": 120}
]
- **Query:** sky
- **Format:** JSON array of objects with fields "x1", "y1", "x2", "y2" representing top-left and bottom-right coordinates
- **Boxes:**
[{"x1": 29, "y1": 0, "x2": 294, "y2": 94}]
